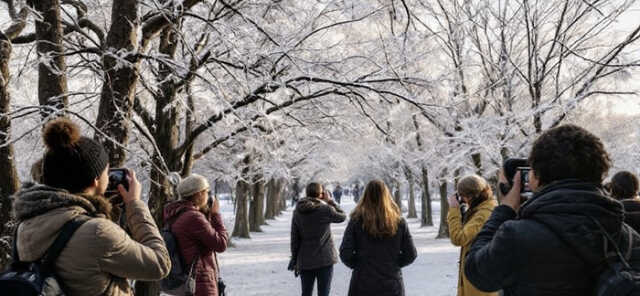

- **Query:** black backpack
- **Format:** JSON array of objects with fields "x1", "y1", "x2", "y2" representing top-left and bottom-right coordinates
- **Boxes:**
[
  {"x1": 160, "y1": 210, "x2": 198, "y2": 295},
  {"x1": 535, "y1": 216, "x2": 640, "y2": 296},
  {"x1": 0, "y1": 217, "x2": 88, "y2": 296},
  {"x1": 590, "y1": 218, "x2": 640, "y2": 296}
]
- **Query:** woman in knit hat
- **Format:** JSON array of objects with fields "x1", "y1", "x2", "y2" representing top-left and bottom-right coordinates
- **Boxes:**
[
  {"x1": 12, "y1": 118, "x2": 171, "y2": 295},
  {"x1": 163, "y1": 174, "x2": 229, "y2": 296}
]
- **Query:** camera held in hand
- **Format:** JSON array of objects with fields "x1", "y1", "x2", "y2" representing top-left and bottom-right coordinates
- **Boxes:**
[
  {"x1": 500, "y1": 158, "x2": 533, "y2": 199},
  {"x1": 106, "y1": 168, "x2": 129, "y2": 204}
]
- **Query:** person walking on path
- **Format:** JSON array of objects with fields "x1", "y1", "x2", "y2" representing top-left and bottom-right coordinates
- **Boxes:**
[
  {"x1": 447, "y1": 175, "x2": 498, "y2": 296},
  {"x1": 163, "y1": 174, "x2": 229, "y2": 296},
  {"x1": 290, "y1": 182, "x2": 346, "y2": 296},
  {"x1": 340, "y1": 180, "x2": 417, "y2": 296}
]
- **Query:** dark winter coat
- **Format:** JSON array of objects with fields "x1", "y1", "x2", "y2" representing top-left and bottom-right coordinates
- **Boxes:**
[
  {"x1": 339, "y1": 218, "x2": 417, "y2": 296},
  {"x1": 290, "y1": 198, "x2": 346, "y2": 270},
  {"x1": 163, "y1": 200, "x2": 229, "y2": 296},
  {"x1": 622, "y1": 199, "x2": 640, "y2": 234},
  {"x1": 464, "y1": 180, "x2": 640, "y2": 296}
]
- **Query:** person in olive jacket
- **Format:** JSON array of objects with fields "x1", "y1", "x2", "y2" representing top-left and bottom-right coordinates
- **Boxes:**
[
  {"x1": 163, "y1": 174, "x2": 228, "y2": 296},
  {"x1": 290, "y1": 182, "x2": 346, "y2": 296},
  {"x1": 465, "y1": 125, "x2": 640, "y2": 296},
  {"x1": 447, "y1": 175, "x2": 497, "y2": 296},
  {"x1": 608, "y1": 171, "x2": 640, "y2": 233},
  {"x1": 340, "y1": 180, "x2": 417, "y2": 296}
]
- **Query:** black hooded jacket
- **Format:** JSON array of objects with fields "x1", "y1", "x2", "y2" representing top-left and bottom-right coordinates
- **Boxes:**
[
  {"x1": 464, "y1": 180, "x2": 640, "y2": 296},
  {"x1": 622, "y1": 199, "x2": 640, "y2": 234},
  {"x1": 290, "y1": 197, "x2": 346, "y2": 270}
]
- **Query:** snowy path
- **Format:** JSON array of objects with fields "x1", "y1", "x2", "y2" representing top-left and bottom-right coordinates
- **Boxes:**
[{"x1": 218, "y1": 200, "x2": 459, "y2": 296}]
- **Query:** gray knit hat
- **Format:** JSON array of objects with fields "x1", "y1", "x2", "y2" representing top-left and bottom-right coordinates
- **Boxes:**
[{"x1": 178, "y1": 174, "x2": 210, "y2": 198}]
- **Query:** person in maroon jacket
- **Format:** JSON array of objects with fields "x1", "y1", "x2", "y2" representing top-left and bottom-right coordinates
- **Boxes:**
[{"x1": 164, "y1": 174, "x2": 229, "y2": 296}]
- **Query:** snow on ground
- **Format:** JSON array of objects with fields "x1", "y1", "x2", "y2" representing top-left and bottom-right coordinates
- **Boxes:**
[{"x1": 217, "y1": 198, "x2": 459, "y2": 296}]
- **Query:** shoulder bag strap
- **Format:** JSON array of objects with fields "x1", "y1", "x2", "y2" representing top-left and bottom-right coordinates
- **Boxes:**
[
  {"x1": 41, "y1": 216, "x2": 90, "y2": 273},
  {"x1": 588, "y1": 216, "x2": 633, "y2": 269},
  {"x1": 214, "y1": 252, "x2": 222, "y2": 279},
  {"x1": 11, "y1": 223, "x2": 20, "y2": 262}
]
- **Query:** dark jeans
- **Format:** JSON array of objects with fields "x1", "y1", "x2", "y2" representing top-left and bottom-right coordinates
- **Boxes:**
[{"x1": 300, "y1": 265, "x2": 333, "y2": 296}]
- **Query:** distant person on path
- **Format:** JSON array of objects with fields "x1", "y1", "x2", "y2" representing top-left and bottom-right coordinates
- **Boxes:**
[
  {"x1": 11, "y1": 118, "x2": 170, "y2": 295},
  {"x1": 333, "y1": 184, "x2": 343, "y2": 204},
  {"x1": 164, "y1": 174, "x2": 229, "y2": 296},
  {"x1": 290, "y1": 183, "x2": 346, "y2": 296},
  {"x1": 464, "y1": 125, "x2": 640, "y2": 295},
  {"x1": 353, "y1": 183, "x2": 361, "y2": 203},
  {"x1": 608, "y1": 171, "x2": 640, "y2": 233},
  {"x1": 340, "y1": 180, "x2": 417, "y2": 296},
  {"x1": 447, "y1": 175, "x2": 497, "y2": 296}
]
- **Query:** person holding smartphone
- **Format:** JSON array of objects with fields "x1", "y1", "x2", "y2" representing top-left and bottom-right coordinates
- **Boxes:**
[
  {"x1": 163, "y1": 174, "x2": 229, "y2": 296},
  {"x1": 290, "y1": 182, "x2": 346, "y2": 296},
  {"x1": 12, "y1": 118, "x2": 170, "y2": 295},
  {"x1": 464, "y1": 125, "x2": 640, "y2": 295},
  {"x1": 446, "y1": 175, "x2": 497, "y2": 296}
]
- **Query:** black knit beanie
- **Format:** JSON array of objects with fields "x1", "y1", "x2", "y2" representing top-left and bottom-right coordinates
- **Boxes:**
[{"x1": 42, "y1": 118, "x2": 109, "y2": 193}]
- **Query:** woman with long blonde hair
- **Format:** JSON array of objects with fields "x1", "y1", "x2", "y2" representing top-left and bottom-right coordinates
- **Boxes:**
[{"x1": 339, "y1": 180, "x2": 417, "y2": 296}]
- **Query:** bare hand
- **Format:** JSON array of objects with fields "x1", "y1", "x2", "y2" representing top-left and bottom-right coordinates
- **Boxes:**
[
  {"x1": 117, "y1": 169, "x2": 141, "y2": 204},
  {"x1": 447, "y1": 194, "x2": 460, "y2": 208},
  {"x1": 500, "y1": 171, "x2": 522, "y2": 211},
  {"x1": 211, "y1": 197, "x2": 220, "y2": 214}
]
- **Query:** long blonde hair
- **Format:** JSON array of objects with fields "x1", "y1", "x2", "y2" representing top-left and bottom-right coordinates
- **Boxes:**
[{"x1": 350, "y1": 180, "x2": 401, "y2": 238}]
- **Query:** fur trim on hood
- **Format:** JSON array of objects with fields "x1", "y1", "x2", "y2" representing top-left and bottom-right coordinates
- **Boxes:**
[{"x1": 13, "y1": 182, "x2": 112, "y2": 221}]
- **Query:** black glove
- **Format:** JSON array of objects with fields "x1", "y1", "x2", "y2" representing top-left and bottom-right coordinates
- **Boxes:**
[{"x1": 287, "y1": 257, "x2": 299, "y2": 277}]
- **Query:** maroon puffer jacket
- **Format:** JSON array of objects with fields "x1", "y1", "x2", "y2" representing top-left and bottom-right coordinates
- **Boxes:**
[{"x1": 164, "y1": 200, "x2": 228, "y2": 296}]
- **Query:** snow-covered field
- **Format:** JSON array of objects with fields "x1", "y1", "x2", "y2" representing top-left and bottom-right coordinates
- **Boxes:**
[{"x1": 217, "y1": 199, "x2": 459, "y2": 296}]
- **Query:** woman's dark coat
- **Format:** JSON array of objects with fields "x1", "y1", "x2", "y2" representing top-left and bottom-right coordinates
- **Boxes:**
[
  {"x1": 464, "y1": 180, "x2": 640, "y2": 296},
  {"x1": 339, "y1": 218, "x2": 417, "y2": 296},
  {"x1": 163, "y1": 200, "x2": 228, "y2": 296},
  {"x1": 290, "y1": 198, "x2": 346, "y2": 270}
]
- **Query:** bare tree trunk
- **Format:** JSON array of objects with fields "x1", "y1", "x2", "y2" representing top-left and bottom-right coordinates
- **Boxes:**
[
  {"x1": 95, "y1": 0, "x2": 139, "y2": 167},
  {"x1": 436, "y1": 180, "x2": 449, "y2": 239},
  {"x1": 265, "y1": 179, "x2": 277, "y2": 220},
  {"x1": 249, "y1": 175, "x2": 265, "y2": 232},
  {"x1": 393, "y1": 178, "x2": 403, "y2": 212},
  {"x1": 28, "y1": 0, "x2": 68, "y2": 117},
  {"x1": 420, "y1": 166, "x2": 433, "y2": 227},
  {"x1": 405, "y1": 168, "x2": 417, "y2": 218},
  {"x1": 233, "y1": 178, "x2": 251, "y2": 238},
  {"x1": 232, "y1": 155, "x2": 251, "y2": 238},
  {"x1": 0, "y1": 10, "x2": 26, "y2": 270}
]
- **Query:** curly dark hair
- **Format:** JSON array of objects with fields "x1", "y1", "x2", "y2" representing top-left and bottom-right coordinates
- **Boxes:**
[
  {"x1": 610, "y1": 171, "x2": 639, "y2": 200},
  {"x1": 528, "y1": 124, "x2": 611, "y2": 185}
]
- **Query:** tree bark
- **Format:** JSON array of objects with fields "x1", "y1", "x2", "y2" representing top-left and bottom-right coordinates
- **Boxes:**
[
  {"x1": 436, "y1": 180, "x2": 449, "y2": 239},
  {"x1": 28, "y1": 0, "x2": 68, "y2": 116},
  {"x1": 265, "y1": 179, "x2": 277, "y2": 220},
  {"x1": 0, "y1": 11, "x2": 26, "y2": 270},
  {"x1": 406, "y1": 168, "x2": 417, "y2": 218},
  {"x1": 232, "y1": 155, "x2": 251, "y2": 238},
  {"x1": 94, "y1": 0, "x2": 139, "y2": 167},
  {"x1": 393, "y1": 178, "x2": 403, "y2": 212},
  {"x1": 249, "y1": 175, "x2": 265, "y2": 232},
  {"x1": 420, "y1": 166, "x2": 433, "y2": 227}
]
